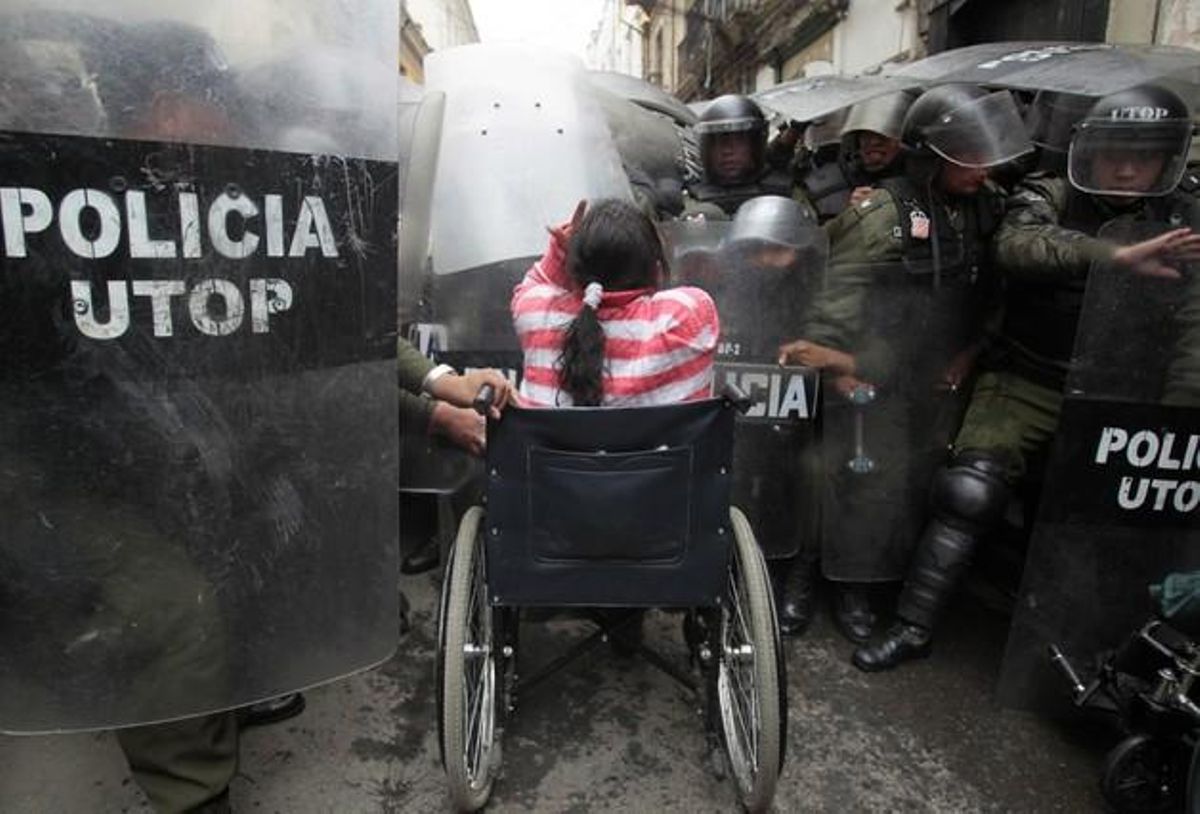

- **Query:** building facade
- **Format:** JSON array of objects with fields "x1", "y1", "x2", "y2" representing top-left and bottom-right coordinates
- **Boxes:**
[
  {"x1": 401, "y1": 0, "x2": 480, "y2": 82},
  {"x1": 587, "y1": 0, "x2": 648, "y2": 74},
  {"x1": 627, "y1": 0, "x2": 1200, "y2": 103}
]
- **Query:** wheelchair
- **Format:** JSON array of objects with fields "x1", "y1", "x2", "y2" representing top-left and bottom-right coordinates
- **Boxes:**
[{"x1": 436, "y1": 393, "x2": 786, "y2": 812}]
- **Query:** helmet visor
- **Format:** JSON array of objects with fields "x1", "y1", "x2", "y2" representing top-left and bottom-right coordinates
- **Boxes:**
[
  {"x1": 923, "y1": 90, "x2": 1034, "y2": 168},
  {"x1": 841, "y1": 91, "x2": 913, "y2": 141},
  {"x1": 1068, "y1": 118, "x2": 1192, "y2": 197},
  {"x1": 695, "y1": 115, "x2": 763, "y2": 135}
]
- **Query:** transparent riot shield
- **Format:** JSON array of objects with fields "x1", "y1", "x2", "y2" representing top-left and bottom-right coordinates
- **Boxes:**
[
  {"x1": 660, "y1": 217, "x2": 828, "y2": 558},
  {"x1": 813, "y1": 220, "x2": 996, "y2": 582},
  {"x1": 0, "y1": 0, "x2": 399, "y2": 732},
  {"x1": 399, "y1": 44, "x2": 647, "y2": 493},
  {"x1": 998, "y1": 218, "x2": 1200, "y2": 712}
]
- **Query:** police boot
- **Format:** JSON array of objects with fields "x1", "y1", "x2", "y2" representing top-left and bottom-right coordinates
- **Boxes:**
[
  {"x1": 833, "y1": 582, "x2": 875, "y2": 645},
  {"x1": 777, "y1": 556, "x2": 816, "y2": 637},
  {"x1": 853, "y1": 451, "x2": 1010, "y2": 672},
  {"x1": 400, "y1": 535, "x2": 439, "y2": 575}
]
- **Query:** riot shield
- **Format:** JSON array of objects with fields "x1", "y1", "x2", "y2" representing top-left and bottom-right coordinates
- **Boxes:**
[
  {"x1": 661, "y1": 216, "x2": 828, "y2": 558},
  {"x1": 813, "y1": 223, "x2": 994, "y2": 582},
  {"x1": 0, "y1": 0, "x2": 399, "y2": 732},
  {"x1": 398, "y1": 44, "x2": 645, "y2": 492},
  {"x1": 998, "y1": 218, "x2": 1200, "y2": 712},
  {"x1": 887, "y1": 41, "x2": 1200, "y2": 97}
]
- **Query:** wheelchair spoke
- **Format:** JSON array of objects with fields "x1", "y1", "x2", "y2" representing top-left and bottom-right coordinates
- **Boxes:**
[{"x1": 718, "y1": 556, "x2": 763, "y2": 790}]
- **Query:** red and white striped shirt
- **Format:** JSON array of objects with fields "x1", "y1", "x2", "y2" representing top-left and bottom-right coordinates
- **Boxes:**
[{"x1": 511, "y1": 233, "x2": 719, "y2": 407}]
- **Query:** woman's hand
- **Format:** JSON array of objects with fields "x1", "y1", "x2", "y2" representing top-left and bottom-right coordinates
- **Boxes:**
[{"x1": 548, "y1": 199, "x2": 588, "y2": 250}]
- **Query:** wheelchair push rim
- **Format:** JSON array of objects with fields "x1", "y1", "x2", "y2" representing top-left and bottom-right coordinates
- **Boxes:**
[
  {"x1": 718, "y1": 507, "x2": 783, "y2": 812},
  {"x1": 438, "y1": 506, "x2": 500, "y2": 811}
]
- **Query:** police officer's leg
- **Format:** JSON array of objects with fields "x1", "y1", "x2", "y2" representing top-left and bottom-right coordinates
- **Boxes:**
[
  {"x1": 116, "y1": 713, "x2": 238, "y2": 814},
  {"x1": 776, "y1": 547, "x2": 818, "y2": 637},
  {"x1": 852, "y1": 371, "x2": 1059, "y2": 671}
]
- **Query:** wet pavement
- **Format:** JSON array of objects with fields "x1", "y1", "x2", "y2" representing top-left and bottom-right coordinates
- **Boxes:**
[{"x1": 0, "y1": 571, "x2": 1108, "y2": 813}]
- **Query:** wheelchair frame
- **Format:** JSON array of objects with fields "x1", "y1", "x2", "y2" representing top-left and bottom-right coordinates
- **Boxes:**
[{"x1": 435, "y1": 397, "x2": 786, "y2": 812}]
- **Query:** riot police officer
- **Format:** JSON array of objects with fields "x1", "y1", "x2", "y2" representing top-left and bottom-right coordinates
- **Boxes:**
[
  {"x1": 778, "y1": 84, "x2": 1032, "y2": 644},
  {"x1": 683, "y1": 94, "x2": 808, "y2": 219},
  {"x1": 796, "y1": 91, "x2": 915, "y2": 223},
  {"x1": 852, "y1": 84, "x2": 1200, "y2": 672}
]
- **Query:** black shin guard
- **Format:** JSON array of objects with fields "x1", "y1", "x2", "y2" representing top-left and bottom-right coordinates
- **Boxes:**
[{"x1": 896, "y1": 451, "x2": 1011, "y2": 629}]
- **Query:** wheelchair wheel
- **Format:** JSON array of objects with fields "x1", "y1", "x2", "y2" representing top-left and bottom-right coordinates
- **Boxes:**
[
  {"x1": 438, "y1": 506, "x2": 500, "y2": 811},
  {"x1": 718, "y1": 507, "x2": 783, "y2": 813},
  {"x1": 1101, "y1": 733, "x2": 1187, "y2": 814}
]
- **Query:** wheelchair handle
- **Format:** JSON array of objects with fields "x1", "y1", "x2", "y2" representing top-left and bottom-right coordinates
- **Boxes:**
[
  {"x1": 720, "y1": 382, "x2": 753, "y2": 414},
  {"x1": 473, "y1": 384, "x2": 496, "y2": 416}
]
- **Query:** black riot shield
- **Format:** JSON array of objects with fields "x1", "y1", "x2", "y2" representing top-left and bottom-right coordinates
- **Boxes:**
[
  {"x1": 661, "y1": 217, "x2": 828, "y2": 558},
  {"x1": 887, "y1": 41, "x2": 1200, "y2": 97},
  {"x1": 998, "y1": 218, "x2": 1200, "y2": 712},
  {"x1": 0, "y1": 1, "x2": 399, "y2": 733},
  {"x1": 814, "y1": 224, "x2": 996, "y2": 582}
]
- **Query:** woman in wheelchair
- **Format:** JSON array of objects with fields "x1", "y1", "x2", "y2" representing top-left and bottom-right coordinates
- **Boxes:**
[
  {"x1": 511, "y1": 198, "x2": 720, "y2": 407},
  {"x1": 435, "y1": 198, "x2": 784, "y2": 812}
]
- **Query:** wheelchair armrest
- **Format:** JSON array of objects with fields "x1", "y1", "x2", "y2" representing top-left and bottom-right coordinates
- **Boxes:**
[{"x1": 720, "y1": 382, "x2": 753, "y2": 414}]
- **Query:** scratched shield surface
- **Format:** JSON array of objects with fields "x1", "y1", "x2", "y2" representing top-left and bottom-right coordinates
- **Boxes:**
[{"x1": 0, "y1": 0, "x2": 399, "y2": 732}]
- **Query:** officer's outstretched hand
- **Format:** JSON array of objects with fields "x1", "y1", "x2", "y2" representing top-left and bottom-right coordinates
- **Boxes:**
[
  {"x1": 428, "y1": 369, "x2": 515, "y2": 419},
  {"x1": 1113, "y1": 228, "x2": 1200, "y2": 279},
  {"x1": 778, "y1": 339, "x2": 855, "y2": 376}
]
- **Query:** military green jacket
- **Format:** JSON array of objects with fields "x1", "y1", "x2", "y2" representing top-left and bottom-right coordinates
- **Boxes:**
[
  {"x1": 803, "y1": 181, "x2": 1002, "y2": 387},
  {"x1": 398, "y1": 337, "x2": 436, "y2": 434},
  {"x1": 993, "y1": 175, "x2": 1116, "y2": 283}
]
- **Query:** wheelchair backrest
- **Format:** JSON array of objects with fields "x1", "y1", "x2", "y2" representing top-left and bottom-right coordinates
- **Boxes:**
[{"x1": 484, "y1": 398, "x2": 737, "y2": 607}]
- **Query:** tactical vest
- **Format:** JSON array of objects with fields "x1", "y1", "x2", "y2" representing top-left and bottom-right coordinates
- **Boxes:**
[
  {"x1": 686, "y1": 167, "x2": 794, "y2": 217},
  {"x1": 801, "y1": 157, "x2": 902, "y2": 223},
  {"x1": 1001, "y1": 179, "x2": 1198, "y2": 387},
  {"x1": 866, "y1": 176, "x2": 1001, "y2": 387},
  {"x1": 801, "y1": 160, "x2": 853, "y2": 222}
]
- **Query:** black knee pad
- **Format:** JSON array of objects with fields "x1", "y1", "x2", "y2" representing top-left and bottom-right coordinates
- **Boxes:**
[{"x1": 930, "y1": 450, "x2": 1011, "y2": 531}]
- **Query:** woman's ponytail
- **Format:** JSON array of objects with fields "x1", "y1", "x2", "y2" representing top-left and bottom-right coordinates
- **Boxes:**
[{"x1": 557, "y1": 198, "x2": 662, "y2": 406}]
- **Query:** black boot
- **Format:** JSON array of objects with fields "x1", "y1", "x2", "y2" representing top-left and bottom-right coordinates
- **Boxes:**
[
  {"x1": 851, "y1": 451, "x2": 1010, "y2": 672},
  {"x1": 238, "y1": 692, "x2": 306, "y2": 729},
  {"x1": 777, "y1": 557, "x2": 815, "y2": 637},
  {"x1": 833, "y1": 583, "x2": 875, "y2": 645},
  {"x1": 852, "y1": 622, "x2": 932, "y2": 671},
  {"x1": 400, "y1": 536, "x2": 439, "y2": 574}
]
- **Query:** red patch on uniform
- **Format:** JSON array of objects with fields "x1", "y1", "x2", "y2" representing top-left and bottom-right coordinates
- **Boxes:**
[{"x1": 909, "y1": 210, "x2": 930, "y2": 240}]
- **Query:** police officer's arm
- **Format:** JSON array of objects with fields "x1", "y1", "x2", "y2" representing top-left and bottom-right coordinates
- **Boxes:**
[
  {"x1": 795, "y1": 193, "x2": 903, "y2": 386},
  {"x1": 398, "y1": 337, "x2": 512, "y2": 413},
  {"x1": 399, "y1": 389, "x2": 436, "y2": 435},
  {"x1": 993, "y1": 176, "x2": 1114, "y2": 281},
  {"x1": 398, "y1": 337, "x2": 436, "y2": 394}
]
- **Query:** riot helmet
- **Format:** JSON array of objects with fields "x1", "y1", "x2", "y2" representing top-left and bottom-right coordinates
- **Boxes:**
[
  {"x1": 803, "y1": 108, "x2": 848, "y2": 154},
  {"x1": 1025, "y1": 91, "x2": 1092, "y2": 158},
  {"x1": 1068, "y1": 84, "x2": 1194, "y2": 198},
  {"x1": 841, "y1": 90, "x2": 915, "y2": 173},
  {"x1": 902, "y1": 84, "x2": 1032, "y2": 169},
  {"x1": 695, "y1": 94, "x2": 767, "y2": 186},
  {"x1": 726, "y1": 195, "x2": 817, "y2": 271}
]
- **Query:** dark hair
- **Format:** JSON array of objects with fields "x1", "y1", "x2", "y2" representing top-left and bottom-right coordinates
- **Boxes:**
[{"x1": 558, "y1": 198, "x2": 663, "y2": 406}]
